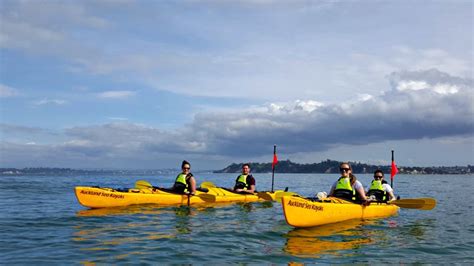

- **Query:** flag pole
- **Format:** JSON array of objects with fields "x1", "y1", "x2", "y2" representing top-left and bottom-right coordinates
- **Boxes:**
[
  {"x1": 271, "y1": 145, "x2": 276, "y2": 192},
  {"x1": 391, "y1": 150, "x2": 395, "y2": 189}
]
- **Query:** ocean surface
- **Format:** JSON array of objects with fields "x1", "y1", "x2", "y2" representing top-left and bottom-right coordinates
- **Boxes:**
[{"x1": 0, "y1": 173, "x2": 473, "y2": 264}]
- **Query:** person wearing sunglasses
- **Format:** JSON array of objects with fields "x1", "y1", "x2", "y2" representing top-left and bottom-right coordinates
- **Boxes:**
[
  {"x1": 233, "y1": 163, "x2": 256, "y2": 193},
  {"x1": 328, "y1": 162, "x2": 369, "y2": 204},
  {"x1": 172, "y1": 160, "x2": 197, "y2": 195},
  {"x1": 366, "y1": 169, "x2": 395, "y2": 202}
]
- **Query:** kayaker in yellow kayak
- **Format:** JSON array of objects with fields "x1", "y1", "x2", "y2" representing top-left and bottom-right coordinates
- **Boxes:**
[
  {"x1": 366, "y1": 169, "x2": 395, "y2": 202},
  {"x1": 172, "y1": 160, "x2": 197, "y2": 195},
  {"x1": 233, "y1": 163, "x2": 256, "y2": 193},
  {"x1": 328, "y1": 162, "x2": 369, "y2": 204}
]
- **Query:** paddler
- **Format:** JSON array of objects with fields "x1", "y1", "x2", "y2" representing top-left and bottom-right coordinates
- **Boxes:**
[
  {"x1": 366, "y1": 169, "x2": 395, "y2": 202},
  {"x1": 172, "y1": 160, "x2": 197, "y2": 195},
  {"x1": 233, "y1": 163, "x2": 256, "y2": 193},
  {"x1": 328, "y1": 162, "x2": 369, "y2": 204}
]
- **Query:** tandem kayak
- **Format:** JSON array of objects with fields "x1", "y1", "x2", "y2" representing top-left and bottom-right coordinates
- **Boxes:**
[
  {"x1": 75, "y1": 186, "x2": 282, "y2": 208},
  {"x1": 282, "y1": 196, "x2": 399, "y2": 228}
]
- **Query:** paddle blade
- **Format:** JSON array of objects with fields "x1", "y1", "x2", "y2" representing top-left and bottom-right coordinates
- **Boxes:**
[
  {"x1": 200, "y1": 181, "x2": 217, "y2": 188},
  {"x1": 275, "y1": 191, "x2": 300, "y2": 203},
  {"x1": 390, "y1": 198, "x2": 436, "y2": 210},
  {"x1": 257, "y1": 191, "x2": 276, "y2": 201},
  {"x1": 257, "y1": 191, "x2": 300, "y2": 202},
  {"x1": 418, "y1": 198, "x2": 437, "y2": 210},
  {"x1": 135, "y1": 180, "x2": 153, "y2": 189},
  {"x1": 197, "y1": 193, "x2": 216, "y2": 203}
]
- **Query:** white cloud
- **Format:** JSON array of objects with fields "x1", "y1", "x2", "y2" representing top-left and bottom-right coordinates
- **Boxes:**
[
  {"x1": 396, "y1": 81, "x2": 429, "y2": 91},
  {"x1": 16, "y1": 69, "x2": 466, "y2": 161},
  {"x1": 97, "y1": 90, "x2": 136, "y2": 99},
  {"x1": 1, "y1": 67, "x2": 472, "y2": 168},
  {"x1": 34, "y1": 98, "x2": 68, "y2": 106},
  {"x1": 0, "y1": 84, "x2": 20, "y2": 97},
  {"x1": 432, "y1": 84, "x2": 459, "y2": 95},
  {"x1": 107, "y1": 117, "x2": 129, "y2": 121}
]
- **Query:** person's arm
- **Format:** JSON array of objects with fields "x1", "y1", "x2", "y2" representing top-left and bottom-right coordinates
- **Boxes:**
[
  {"x1": 246, "y1": 184, "x2": 255, "y2": 193},
  {"x1": 384, "y1": 184, "x2": 395, "y2": 201},
  {"x1": 187, "y1": 174, "x2": 197, "y2": 195},
  {"x1": 189, "y1": 177, "x2": 196, "y2": 194},
  {"x1": 387, "y1": 190, "x2": 395, "y2": 201},
  {"x1": 329, "y1": 182, "x2": 336, "y2": 196},
  {"x1": 354, "y1": 181, "x2": 368, "y2": 202},
  {"x1": 243, "y1": 176, "x2": 256, "y2": 193},
  {"x1": 356, "y1": 186, "x2": 368, "y2": 201}
]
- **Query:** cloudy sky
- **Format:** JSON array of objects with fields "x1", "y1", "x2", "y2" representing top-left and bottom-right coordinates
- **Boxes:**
[{"x1": 1, "y1": 0, "x2": 473, "y2": 169}]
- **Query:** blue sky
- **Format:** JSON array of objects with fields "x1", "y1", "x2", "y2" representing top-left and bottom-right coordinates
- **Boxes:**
[{"x1": 1, "y1": 0, "x2": 473, "y2": 169}]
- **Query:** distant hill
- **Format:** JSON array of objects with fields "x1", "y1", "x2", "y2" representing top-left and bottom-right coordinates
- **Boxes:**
[{"x1": 214, "y1": 159, "x2": 473, "y2": 175}]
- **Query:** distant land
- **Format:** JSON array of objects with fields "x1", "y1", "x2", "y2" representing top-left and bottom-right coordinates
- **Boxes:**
[
  {"x1": 0, "y1": 168, "x2": 186, "y2": 176},
  {"x1": 214, "y1": 159, "x2": 473, "y2": 175},
  {"x1": 1, "y1": 159, "x2": 472, "y2": 176}
]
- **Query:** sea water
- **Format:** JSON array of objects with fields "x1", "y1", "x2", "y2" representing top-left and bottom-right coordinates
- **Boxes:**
[{"x1": 0, "y1": 173, "x2": 473, "y2": 264}]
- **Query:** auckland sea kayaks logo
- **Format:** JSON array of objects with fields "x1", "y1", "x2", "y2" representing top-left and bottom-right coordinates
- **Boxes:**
[
  {"x1": 288, "y1": 200, "x2": 323, "y2": 212},
  {"x1": 80, "y1": 189, "x2": 124, "y2": 199}
]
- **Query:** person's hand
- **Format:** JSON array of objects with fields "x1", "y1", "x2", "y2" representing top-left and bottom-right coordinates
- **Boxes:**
[{"x1": 235, "y1": 188, "x2": 242, "y2": 192}]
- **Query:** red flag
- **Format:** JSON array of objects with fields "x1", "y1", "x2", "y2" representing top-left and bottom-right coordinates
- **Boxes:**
[
  {"x1": 272, "y1": 153, "x2": 278, "y2": 170},
  {"x1": 391, "y1": 160, "x2": 398, "y2": 180}
]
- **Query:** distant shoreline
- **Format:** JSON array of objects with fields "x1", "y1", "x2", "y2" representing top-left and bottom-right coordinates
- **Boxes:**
[{"x1": 1, "y1": 159, "x2": 472, "y2": 176}]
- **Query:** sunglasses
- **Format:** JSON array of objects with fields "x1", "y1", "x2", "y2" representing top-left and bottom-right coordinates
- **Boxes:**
[
  {"x1": 340, "y1": 168, "x2": 350, "y2": 172},
  {"x1": 183, "y1": 167, "x2": 190, "y2": 170},
  {"x1": 374, "y1": 175, "x2": 383, "y2": 179}
]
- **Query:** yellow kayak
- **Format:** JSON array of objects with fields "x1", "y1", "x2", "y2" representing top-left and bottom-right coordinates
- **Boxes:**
[
  {"x1": 75, "y1": 186, "x2": 273, "y2": 208},
  {"x1": 282, "y1": 196, "x2": 399, "y2": 228}
]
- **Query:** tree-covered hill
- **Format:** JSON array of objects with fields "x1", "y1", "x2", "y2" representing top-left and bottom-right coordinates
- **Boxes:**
[{"x1": 214, "y1": 159, "x2": 473, "y2": 175}]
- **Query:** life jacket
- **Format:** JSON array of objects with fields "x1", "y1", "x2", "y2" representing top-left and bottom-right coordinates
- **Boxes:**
[
  {"x1": 234, "y1": 174, "x2": 249, "y2": 189},
  {"x1": 367, "y1": 180, "x2": 387, "y2": 202},
  {"x1": 334, "y1": 177, "x2": 357, "y2": 201},
  {"x1": 174, "y1": 173, "x2": 189, "y2": 193}
]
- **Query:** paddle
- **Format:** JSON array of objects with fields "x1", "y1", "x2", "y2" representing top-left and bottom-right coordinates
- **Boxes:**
[
  {"x1": 135, "y1": 180, "x2": 155, "y2": 189},
  {"x1": 136, "y1": 180, "x2": 215, "y2": 204},
  {"x1": 275, "y1": 191, "x2": 300, "y2": 203},
  {"x1": 200, "y1": 182, "x2": 232, "y2": 196},
  {"x1": 200, "y1": 181, "x2": 217, "y2": 188},
  {"x1": 389, "y1": 198, "x2": 436, "y2": 210}
]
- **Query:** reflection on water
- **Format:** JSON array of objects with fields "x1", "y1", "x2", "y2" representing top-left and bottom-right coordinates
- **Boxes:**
[
  {"x1": 76, "y1": 204, "x2": 165, "y2": 217},
  {"x1": 175, "y1": 206, "x2": 193, "y2": 234},
  {"x1": 238, "y1": 202, "x2": 254, "y2": 212},
  {"x1": 405, "y1": 219, "x2": 434, "y2": 240},
  {"x1": 284, "y1": 219, "x2": 376, "y2": 258},
  {"x1": 74, "y1": 204, "x2": 176, "y2": 260}
]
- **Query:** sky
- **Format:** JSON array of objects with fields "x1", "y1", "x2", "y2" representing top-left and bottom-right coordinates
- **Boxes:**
[{"x1": 0, "y1": 0, "x2": 473, "y2": 170}]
